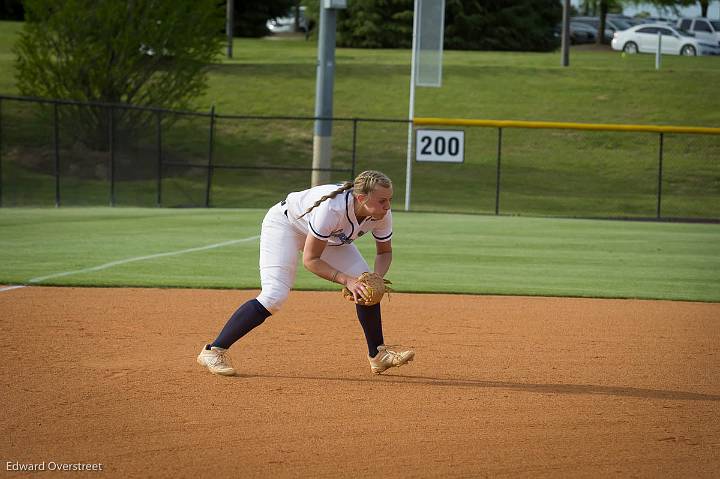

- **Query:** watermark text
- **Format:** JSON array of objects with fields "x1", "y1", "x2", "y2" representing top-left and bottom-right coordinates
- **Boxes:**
[{"x1": 7, "y1": 461, "x2": 103, "y2": 472}]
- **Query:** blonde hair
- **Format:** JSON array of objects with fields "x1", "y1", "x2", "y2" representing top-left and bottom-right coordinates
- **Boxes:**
[{"x1": 299, "y1": 170, "x2": 392, "y2": 218}]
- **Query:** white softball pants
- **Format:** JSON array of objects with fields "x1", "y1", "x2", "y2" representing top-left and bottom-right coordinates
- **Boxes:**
[{"x1": 255, "y1": 202, "x2": 370, "y2": 313}]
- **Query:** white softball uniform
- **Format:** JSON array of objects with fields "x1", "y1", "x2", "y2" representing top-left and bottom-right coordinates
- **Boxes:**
[{"x1": 255, "y1": 184, "x2": 393, "y2": 313}]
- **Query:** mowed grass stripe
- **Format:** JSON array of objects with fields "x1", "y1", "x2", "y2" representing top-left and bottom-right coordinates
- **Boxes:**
[{"x1": 0, "y1": 208, "x2": 717, "y2": 302}]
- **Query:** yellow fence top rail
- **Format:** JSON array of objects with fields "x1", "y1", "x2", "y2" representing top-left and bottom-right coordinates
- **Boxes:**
[{"x1": 413, "y1": 117, "x2": 720, "y2": 135}]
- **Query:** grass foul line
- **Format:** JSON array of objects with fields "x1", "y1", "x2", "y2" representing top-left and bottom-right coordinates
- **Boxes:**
[{"x1": 26, "y1": 236, "x2": 261, "y2": 284}]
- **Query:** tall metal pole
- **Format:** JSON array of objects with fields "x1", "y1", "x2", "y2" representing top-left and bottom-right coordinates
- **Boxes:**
[
  {"x1": 561, "y1": 0, "x2": 570, "y2": 67},
  {"x1": 404, "y1": 0, "x2": 420, "y2": 211},
  {"x1": 0, "y1": 99, "x2": 3, "y2": 208},
  {"x1": 54, "y1": 102, "x2": 61, "y2": 208},
  {"x1": 495, "y1": 128, "x2": 503, "y2": 215},
  {"x1": 226, "y1": 0, "x2": 234, "y2": 59},
  {"x1": 311, "y1": 5, "x2": 338, "y2": 186},
  {"x1": 108, "y1": 107, "x2": 115, "y2": 207},
  {"x1": 205, "y1": 105, "x2": 216, "y2": 208},
  {"x1": 351, "y1": 118, "x2": 358, "y2": 179},
  {"x1": 156, "y1": 111, "x2": 163, "y2": 207},
  {"x1": 656, "y1": 133, "x2": 664, "y2": 219}
]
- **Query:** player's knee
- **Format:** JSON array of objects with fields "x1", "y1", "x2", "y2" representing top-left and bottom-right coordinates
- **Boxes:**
[{"x1": 256, "y1": 288, "x2": 290, "y2": 314}]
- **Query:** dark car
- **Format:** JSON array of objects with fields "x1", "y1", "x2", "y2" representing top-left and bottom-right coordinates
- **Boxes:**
[
  {"x1": 572, "y1": 16, "x2": 633, "y2": 42},
  {"x1": 569, "y1": 21, "x2": 598, "y2": 43}
]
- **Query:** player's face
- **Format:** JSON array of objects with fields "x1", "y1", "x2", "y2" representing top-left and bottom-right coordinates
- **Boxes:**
[{"x1": 359, "y1": 186, "x2": 393, "y2": 219}]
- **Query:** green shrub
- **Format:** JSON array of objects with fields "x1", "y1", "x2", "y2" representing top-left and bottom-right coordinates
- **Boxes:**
[{"x1": 14, "y1": 0, "x2": 224, "y2": 149}]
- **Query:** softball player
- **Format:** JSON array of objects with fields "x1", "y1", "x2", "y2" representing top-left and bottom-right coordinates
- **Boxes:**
[{"x1": 197, "y1": 170, "x2": 415, "y2": 376}]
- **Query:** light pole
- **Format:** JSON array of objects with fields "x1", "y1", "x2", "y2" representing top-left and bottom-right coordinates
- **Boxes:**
[
  {"x1": 226, "y1": 0, "x2": 234, "y2": 59},
  {"x1": 561, "y1": 0, "x2": 570, "y2": 67},
  {"x1": 311, "y1": 0, "x2": 347, "y2": 186}
]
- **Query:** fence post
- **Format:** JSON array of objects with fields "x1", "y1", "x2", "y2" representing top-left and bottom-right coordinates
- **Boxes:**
[
  {"x1": 656, "y1": 132, "x2": 664, "y2": 219},
  {"x1": 205, "y1": 105, "x2": 216, "y2": 208},
  {"x1": 351, "y1": 119, "x2": 358, "y2": 179},
  {"x1": 0, "y1": 99, "x2": 3, "y2": 208},
  {"x1": 495, "y1": 127, "x2": 503, "y2": 215},
  {"x1": 54, "y1": 102, "x2": 61, "y2": 208},
  {"x1": 108, "y1": 106, "x2": 115, "y2": 207},
  {"x1": 156, "y1": 111, "x2": 163, "y2": 207}
]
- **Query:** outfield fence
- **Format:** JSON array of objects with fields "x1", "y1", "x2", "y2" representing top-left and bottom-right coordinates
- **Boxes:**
[
  {"x1": 0, "y1": 95, "x2": 409, "y2": 209},
  {"x1": 411, "y1": 117, "x2": 720, "y2": 220},
  {"x1": 0, "y1": 94, "x2": 718, "y2": 220}
]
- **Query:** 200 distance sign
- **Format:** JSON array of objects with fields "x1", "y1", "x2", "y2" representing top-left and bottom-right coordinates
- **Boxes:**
[{"x1": 415, "y1": 129, "x2": 464, "y2": 163}]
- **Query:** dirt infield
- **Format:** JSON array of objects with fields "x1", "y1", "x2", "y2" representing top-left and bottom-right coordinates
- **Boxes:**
[{"x1": 1, "y1": 287, "x2": 719, "y2": 478}]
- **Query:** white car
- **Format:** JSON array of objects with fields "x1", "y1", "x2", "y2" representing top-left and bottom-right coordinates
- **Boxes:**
[
  {"x1": 611, "y1": 23, "x2": 720, "y2": 56},
  {"x1": 677, "y1": 17, "x2": 720, "y2": 45},
  {"x1": 266, "y1": 7, "x2": 308, "y2": 34}
]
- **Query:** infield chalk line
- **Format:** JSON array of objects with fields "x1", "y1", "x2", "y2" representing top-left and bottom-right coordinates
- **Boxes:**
[
  {"x1": 0, "y1": 235, "x2": 260, "y2": 293},
  {"x1": 0, "y1": 285, "x2": 28, "y2": 293}
]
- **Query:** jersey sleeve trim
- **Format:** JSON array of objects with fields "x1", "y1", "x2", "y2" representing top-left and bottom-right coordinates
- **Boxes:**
[
  {"x1": 372, "y1": 231, "x2": 393, "y2": 241},
  {"x1": 344, "y1": 191, "x2": 355, "y2": 237},
  {"x1": 308, "y1": 221, "x2": 331, "y2": 239}
]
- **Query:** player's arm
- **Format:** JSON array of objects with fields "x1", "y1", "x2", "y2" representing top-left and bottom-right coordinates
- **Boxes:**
[
  {"x1": 302, "y1": 234, "x2": 369, "y2": 301},
  {"x1": 374, "y1": 239, "x2": 392, "y2": 277}
]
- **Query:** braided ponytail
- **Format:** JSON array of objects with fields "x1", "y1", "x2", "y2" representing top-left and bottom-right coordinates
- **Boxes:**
[
  {"x1": 298, "y1": 170, "x2": 392, "y2": 219},
  {"x1": 298, "y1": 181, "x2": 353, "y2": 218}
]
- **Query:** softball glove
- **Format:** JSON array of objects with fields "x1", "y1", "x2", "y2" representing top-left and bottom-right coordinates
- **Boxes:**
[{"x1": 342, "y1": 272, "x2": 392, "y2": 306}]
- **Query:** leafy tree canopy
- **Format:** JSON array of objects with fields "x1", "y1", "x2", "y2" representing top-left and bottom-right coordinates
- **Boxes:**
[
  {"x1": 303, "y1": 0, "x2": 562, "y2": 52},
  {"x1": 16, "y1": 0, "x2": 224, "y2": 106},
  {"x1": 14, "y1": 0, "x2": 224, "y2": 148},
  {"x1": 444, "y1": 0, "x2": 562, "y2": 51},
  {"x1": 0, "y1": 0, "x2": 24, "y2": 20},
  {"x1": 625, "y1": 0, "x2": 714, "y2": 17}
]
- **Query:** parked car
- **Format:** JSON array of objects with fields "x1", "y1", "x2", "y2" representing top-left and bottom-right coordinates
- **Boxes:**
[
  {"x1": 266, "y1": 6, "x2": 308, "y2": 34},
  {"x1": 611, "y1": 23, "x2": 720, "y2": 56},
  {"x1": 572, "y1": 16, "x2": 633, "y2": 42},
  {"x1": 569, "y1": 21, "x2": 598, "y2": 43},
  {"x1": 676, "y1": 17, "x2": 720, "y2": 45},
  {"x1": 638, "y1": 16, "x2": 675, "y2": 25},
  {"x1": 608, "y1": 14, "x2": 642, "y2": 27},
  {"x1": 555, "y1": 21, "x2": 598, "y2": 44}
]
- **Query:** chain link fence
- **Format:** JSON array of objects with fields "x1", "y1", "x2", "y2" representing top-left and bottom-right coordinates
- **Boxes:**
[
  {"x1": 410, "y1": 119, "x2": 720, "y2": 220},
  {"x1": 1, "y1": 95, "x2": 718, "y2": 221}
]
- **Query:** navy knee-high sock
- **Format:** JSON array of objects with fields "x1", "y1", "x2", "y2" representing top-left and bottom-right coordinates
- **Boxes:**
[
  {"x1": 356, "y1": 303, "x2": 385, "y2": 357},
  {"x1": 210, "y1": 299, "x2": 272, "y2": 350}
]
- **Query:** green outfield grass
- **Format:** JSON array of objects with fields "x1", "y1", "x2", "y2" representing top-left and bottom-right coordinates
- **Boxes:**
[
  {"x1": 1, "y1": 21, "x2": 718, "y2": 127},
  {"x1": 1, "y1": 21, "x2": 718, "y2": 218},
  {"x1": 1, "y1": 208, "x2": 718, "y2": 302}
]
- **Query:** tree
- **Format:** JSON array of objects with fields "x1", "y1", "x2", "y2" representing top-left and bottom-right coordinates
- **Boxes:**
[
  {"x1": 15, "y1": 0, "x2": 224, "y2": 149},
  {"x1": 593, "y1": 0, "x2": 633, "y2": 45},
  {"x1": 444, "y1": 0, "x2": 562, "y2": 51},
  {"x1": 627, "y1": 0, "x2": 716, "y2": 17},
  {"x1": 598, "y1": 0, "x2": 609, "y2": 44},
  {"x1": 0, "y1": 0, "x2": 24, "y2": 20},
  {"x1": 335, "y1": 0, "x2": 414, "y2": 48},
  {"x1": 318, "y1": 0, "x2": 561, "y2": 51},
  {"x1": 699, "y1": 0, "x2": 713, "y2": 16}
]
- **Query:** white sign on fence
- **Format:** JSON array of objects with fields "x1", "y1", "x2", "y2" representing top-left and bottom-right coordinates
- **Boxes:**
[{"x1": 415, "y1": 129, "x2": 464, "y2": 163}]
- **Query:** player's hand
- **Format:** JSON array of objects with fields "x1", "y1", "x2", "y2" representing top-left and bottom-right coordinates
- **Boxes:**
[{"x1": 344, "y1": 276, "x2": 370, "y2": 303}]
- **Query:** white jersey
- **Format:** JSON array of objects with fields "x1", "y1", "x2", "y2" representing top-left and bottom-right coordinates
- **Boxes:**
[{"x1": 283, "y1": 184, "x2": 393, "y2": 247}]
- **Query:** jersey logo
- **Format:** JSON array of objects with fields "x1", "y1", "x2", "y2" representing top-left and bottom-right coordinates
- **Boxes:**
[{"x1": 330, "y1": 229, "x2": 354, "y2": 244}]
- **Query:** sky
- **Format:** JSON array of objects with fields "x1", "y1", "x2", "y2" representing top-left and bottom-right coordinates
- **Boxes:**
[{"x1": 570, "y1": 1, "x2": 720, "y2": 19}]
